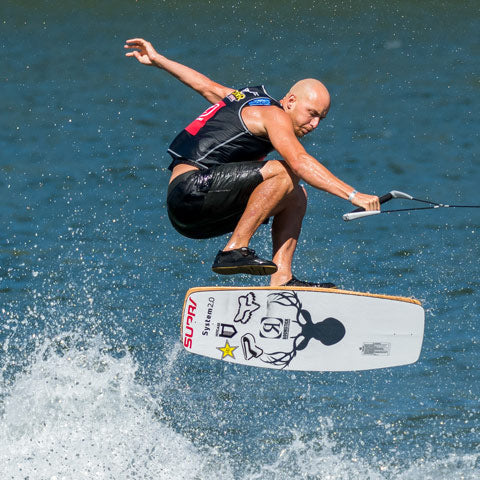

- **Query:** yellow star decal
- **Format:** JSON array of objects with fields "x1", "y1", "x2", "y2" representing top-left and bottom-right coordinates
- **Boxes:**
[{"x1": 217, "y1": 340, "x2": 238, "y2": 359}]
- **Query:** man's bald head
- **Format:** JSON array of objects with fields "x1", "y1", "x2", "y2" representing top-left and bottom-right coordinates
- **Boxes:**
[{"x1": 288, "y1": 78, "x2": 330, "y2": 109}]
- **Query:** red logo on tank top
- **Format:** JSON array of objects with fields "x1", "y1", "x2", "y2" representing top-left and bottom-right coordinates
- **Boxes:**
[{"x1": 185, "y1": 101, "x2": 226, "y2": 135}]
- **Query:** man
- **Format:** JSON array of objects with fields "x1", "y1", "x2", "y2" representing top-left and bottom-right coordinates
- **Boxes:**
[{"x1": 125, "y1": 38, "x2": 380, "y2": 287}]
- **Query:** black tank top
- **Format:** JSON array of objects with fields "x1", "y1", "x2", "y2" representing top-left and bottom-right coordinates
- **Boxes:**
[{"x1": 167, "y1": 86, "x2": 282, "y2": 170}]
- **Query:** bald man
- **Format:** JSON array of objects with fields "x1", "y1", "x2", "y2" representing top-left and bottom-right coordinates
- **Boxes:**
[{"x1": 125, "y1": 38, "x2": 380, "y2": 287}]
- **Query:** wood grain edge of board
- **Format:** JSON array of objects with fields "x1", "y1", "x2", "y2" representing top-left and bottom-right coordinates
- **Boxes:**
[{"x1": 182, "y1": 286, "x2": 423, "y2": 306}]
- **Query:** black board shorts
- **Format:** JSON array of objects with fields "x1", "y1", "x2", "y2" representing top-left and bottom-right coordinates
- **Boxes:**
[{"x1": 167, "y1": 162, "x2": 265, "y2": 239}]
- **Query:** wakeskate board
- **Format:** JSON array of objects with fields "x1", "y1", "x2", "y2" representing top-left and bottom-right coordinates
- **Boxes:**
[{"x1": 180, "y1": 286, "x2": 424, "y2": 371}]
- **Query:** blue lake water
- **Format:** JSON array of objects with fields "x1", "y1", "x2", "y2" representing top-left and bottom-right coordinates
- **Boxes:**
[{"x1": 1, "y1": 1, "x2": 479, "y2": 478}]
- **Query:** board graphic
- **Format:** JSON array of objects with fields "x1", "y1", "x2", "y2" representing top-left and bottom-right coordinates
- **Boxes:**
[{"x1": 181, "y1": 287, "x2": 424, "y2": 371}]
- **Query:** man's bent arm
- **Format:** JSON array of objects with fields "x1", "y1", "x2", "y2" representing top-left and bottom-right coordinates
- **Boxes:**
[
  {"x1": 264, "y1": 108, "x2": 380, "y2": 210},
  {"x1": 125, "y1": 38, "x2": 233, "y2": 104}
]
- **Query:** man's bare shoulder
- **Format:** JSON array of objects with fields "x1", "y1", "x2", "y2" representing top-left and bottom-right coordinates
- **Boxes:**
[{"x1": 242, "y1": 104, "x2": 291, "y2": 137}]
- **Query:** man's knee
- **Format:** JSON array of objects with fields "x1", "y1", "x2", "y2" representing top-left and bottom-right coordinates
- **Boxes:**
[{"x1": 260, "y1": 160, "x2": 299, "y2": 192}]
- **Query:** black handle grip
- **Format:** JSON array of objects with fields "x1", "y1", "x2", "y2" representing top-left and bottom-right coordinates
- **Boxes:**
[{"x1": 350, "y1": 192, "x2": 393, "y2": 213}]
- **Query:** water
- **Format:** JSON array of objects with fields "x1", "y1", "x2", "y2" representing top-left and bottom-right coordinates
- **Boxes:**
[{"x1": 1, "y1": 1, "x2": 479, "y2": 478}]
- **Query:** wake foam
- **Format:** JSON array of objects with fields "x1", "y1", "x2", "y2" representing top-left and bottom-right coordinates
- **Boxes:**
[
  {"x1": 0, "y1": 334, "x2": 232, "y2": 479},
  {"x1": 1, "y1": 334, "x2": 477, "y2": 479}
]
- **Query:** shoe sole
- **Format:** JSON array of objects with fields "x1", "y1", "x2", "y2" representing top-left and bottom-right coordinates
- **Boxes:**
[{"x1": 212, "y1": 264, "x2": 278, "y2": 276}]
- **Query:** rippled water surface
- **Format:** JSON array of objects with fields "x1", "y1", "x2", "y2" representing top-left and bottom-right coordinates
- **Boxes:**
[{"x1": 1, "y1": 1, "x2": 479, "y2": 478}]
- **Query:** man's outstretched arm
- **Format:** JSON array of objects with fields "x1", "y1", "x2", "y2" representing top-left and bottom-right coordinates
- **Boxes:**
[
  {"x1": 124, "y1": 38, "x2": 233, "y2": 104},
  {"x1": 262, "y1": 107, "x2": 380, "y2": 211}
]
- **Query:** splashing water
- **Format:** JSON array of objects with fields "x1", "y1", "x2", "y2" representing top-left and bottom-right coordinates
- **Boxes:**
[
  {"x1": 1, "y1": 332, "x2": 478, "y2": 480},
  {"x1": 0, "y1": 334, "x2": 233, "y2": 480}
]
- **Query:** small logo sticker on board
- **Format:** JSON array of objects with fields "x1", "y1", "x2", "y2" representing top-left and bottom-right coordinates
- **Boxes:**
[
  {"x1": 259, "y1": 317, "x2": 290, "y2": 339},
  {"x1": 234, "y1": 292, "x2": 260, "y2": 324},
  {"x1": 241, "y1": 334, "x2": 263, "y2": 360},
  {"x1": 360, "y1": 342, "x2": 391, "y2": 356},
  {"x1": 216, "y1": 323, "x2": 238, "y2": 338},
  {"x1": 217, "y1": 340, "x2": 238, "y2": 359}
]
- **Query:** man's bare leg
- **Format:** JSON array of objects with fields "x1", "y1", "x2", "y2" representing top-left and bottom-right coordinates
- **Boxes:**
[
  {"x1": 269, "y1": 184, "x2": 307, "y2": 285},
  {"x1": 221, "y1": 160, "x2": 305, "y2": 284}
]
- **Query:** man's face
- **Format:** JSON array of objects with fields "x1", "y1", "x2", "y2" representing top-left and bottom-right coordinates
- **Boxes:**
[{"x1": 287, "y1": 96, "x2": 330, "y2": 138}]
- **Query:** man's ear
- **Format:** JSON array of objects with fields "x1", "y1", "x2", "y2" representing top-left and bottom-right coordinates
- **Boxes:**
[{"x1": 285, "y1": 93, "x2": 296, "y2": 110}]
